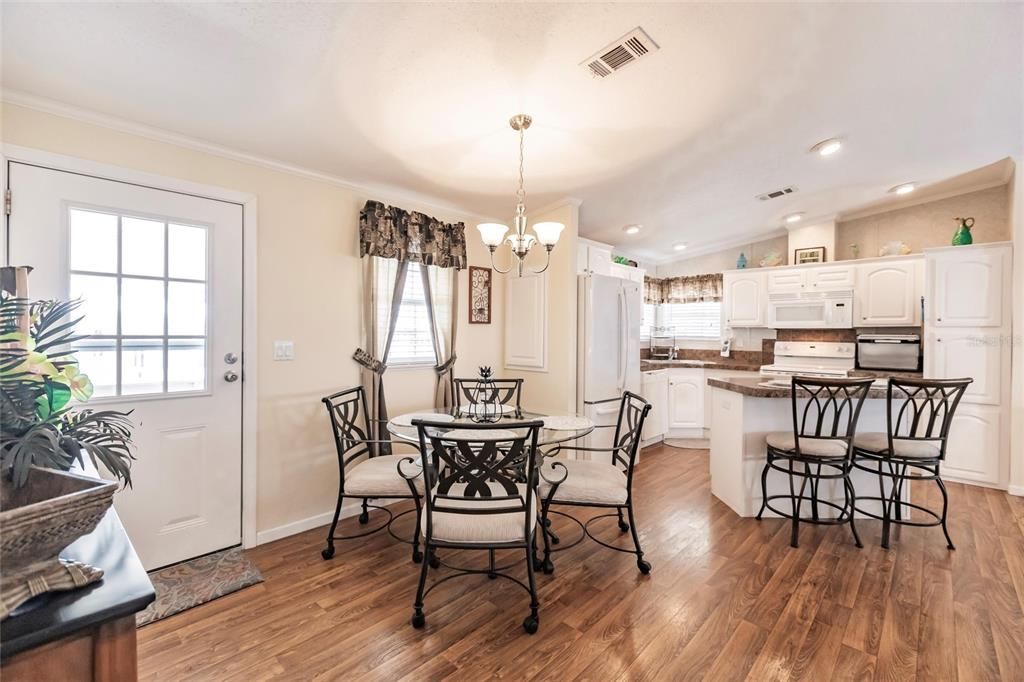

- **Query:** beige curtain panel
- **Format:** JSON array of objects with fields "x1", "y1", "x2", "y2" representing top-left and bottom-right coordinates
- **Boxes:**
[{"x1": 645, "y1": 273, "x2": 723, "y2": 304}]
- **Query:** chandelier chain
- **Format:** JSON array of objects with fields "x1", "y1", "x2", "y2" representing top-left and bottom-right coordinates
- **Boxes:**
[{"x1": 516, "y1": 125, "x2": 526, "y2": 209}]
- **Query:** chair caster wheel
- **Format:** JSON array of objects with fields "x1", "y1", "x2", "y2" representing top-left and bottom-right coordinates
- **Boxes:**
[
  {"x1": 551, "y1": 537, "x2": 560, "y2": 546},
  {"x1": 321, "y1": 546, "x2": 335, "y2": 560},
  {"x1": 428, "y1": 554, "x2": 441, "y2": 569},
  {"x1": 358, "y1": 511, "x2": 370, "y2": 525},
  {"x1": 637, "y1": 559, "x2": 652, "y2": 574},
  {"x1": 542, "y1": 559, "x2": 555, "y2": 575},
  {"x1": 411, "y1": 611, "x2": 425, "y2": 629},
  {"x1": 522, "y1": 615, "x2": 539, "y2": 634},
  {"x1": 533, "y1": 557, "x2": 544, "y2": 571},
  {"x1": 412, "y1": 550, "x2": 424, "y2": 564},
  {"x1": 618, "y1": 520, "x2": 630, "y2": 533},
  {"x1": 488, "y1": 572, "x2": 498, "y2": 580}
]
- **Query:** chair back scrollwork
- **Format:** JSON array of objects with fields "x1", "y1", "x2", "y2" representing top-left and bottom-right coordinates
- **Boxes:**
[
  {"x1": 454, "y1": 378, "x2": 524, "y2": 414},
  {"x1": 886, "y1": 377, "x2": 972, "y2": 460},
  {"x1": 322, "y1": 386, "x2": 376, "y2": 481},
  {"x1": 789, "y1": 377, "x2": 874, "y2": 458}
]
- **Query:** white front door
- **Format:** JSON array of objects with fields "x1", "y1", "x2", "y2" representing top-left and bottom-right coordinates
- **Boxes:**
[{"x1": 8, "y1": 162, "x2": 244, "y2": 570}]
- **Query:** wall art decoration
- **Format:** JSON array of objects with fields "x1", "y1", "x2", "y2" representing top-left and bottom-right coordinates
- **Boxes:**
[{"x1": 469, "y1": 266, "x2": 492, "y2": 324}]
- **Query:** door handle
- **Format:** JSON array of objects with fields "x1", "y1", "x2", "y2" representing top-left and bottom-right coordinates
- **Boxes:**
[{"x1": 224, "y1": 370, "x2": 240, "y2": 383}]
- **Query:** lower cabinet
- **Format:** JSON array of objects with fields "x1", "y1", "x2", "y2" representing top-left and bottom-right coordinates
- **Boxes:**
[
  {"x1": 668, "y1": 370, "x2": 704, "y2": 431},
  {"x1": 943, "y1": 402, "x2": 1002, "y2": 485},
  {"x1": 640, "y1": 370, "x2": 668, "y2": 442}
]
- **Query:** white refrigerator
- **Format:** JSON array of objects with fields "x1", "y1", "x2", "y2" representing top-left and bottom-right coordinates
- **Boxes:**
[{"x1": 577, "y1": 274, "x2": 642, "y2": 459}]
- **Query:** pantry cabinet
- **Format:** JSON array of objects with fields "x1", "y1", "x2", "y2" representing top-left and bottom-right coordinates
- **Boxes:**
[
  {"x1": 855, "y1": 258, "x2": 921, "y2": 326},
  {"x1": 925, "y1": 330, "x2": 1002, "y2": 406},
  {"x1": 928, "y1": 246, "x2": 1006, "y2": 327},
  {"x1": 943, "y1": 403, "x2": 1002, "y2": 484}
]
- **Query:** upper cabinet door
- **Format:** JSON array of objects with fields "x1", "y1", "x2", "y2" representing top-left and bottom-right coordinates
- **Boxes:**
[
  {"x1": 766, "y1": 269, "x2": 806, "y2": 294},
  {"x1": 808, "y1": 264, "x2": 856, "y2": 290},
  {"x1": 723, "y1": 271, "x2": 766, "y2": 327},
  {"x1": 928, "y1": 247, "x2": 1005, "y2": 327},
  {"x1": 855, "y1": 259, "x2": 920, "y2": 326}
]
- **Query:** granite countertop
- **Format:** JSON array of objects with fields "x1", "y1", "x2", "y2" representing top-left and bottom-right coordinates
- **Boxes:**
[
  {"x1": 641, "y1": 359, "x2": 762, "y2": 372},
  {"x1": 849, "y1": 369, "x2": 924, "y2": 381},
  {"x1": 708, "y1": 376, "x2": 894, "y2": 399},
  {"x1": 1, "y1": 477, "x2": 155, "y2": 659}
]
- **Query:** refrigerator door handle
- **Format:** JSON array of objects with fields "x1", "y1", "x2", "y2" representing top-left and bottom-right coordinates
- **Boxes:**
[{"x1": 618, "y1": 288, "x2": 628, "y2": 392}]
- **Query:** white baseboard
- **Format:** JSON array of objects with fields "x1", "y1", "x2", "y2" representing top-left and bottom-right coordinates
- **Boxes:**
[
  {"x1": 1008, "y1": 484, "x2": 1024, "y2": 497},
  {"x1": 256, "y1": 499, "x2": 369, "y2": 546}
]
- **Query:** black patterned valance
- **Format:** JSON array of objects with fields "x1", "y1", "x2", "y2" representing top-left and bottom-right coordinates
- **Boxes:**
[
  {"x1": 359, "y1": 200, "x2": 467, "y2": 270},
  {"x1": 645, "y1": 273, "x2": 723, "y2": 304}
]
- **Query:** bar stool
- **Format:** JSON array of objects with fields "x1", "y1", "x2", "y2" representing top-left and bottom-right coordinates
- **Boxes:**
[
  {"x1": 756, "y1": 376, "x2": 873, "y2": 548},
  {"x1": 852, "y1": 377, "x2": 972, "y2": 549}
]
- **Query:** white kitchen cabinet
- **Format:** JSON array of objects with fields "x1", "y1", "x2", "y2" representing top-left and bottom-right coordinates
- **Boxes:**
[
  {"x1": 667, "y1": 369, "x2": 704, "y2": 430},
  {"x1": 503, "y1": 271, "x2": 547, "y2": 370},
  {"x1": 855, "y1": 258, "x2": 921, "y2": 326},
  {"x1": 808, "y1": 264, "x2": 856, "y2": 290},
  {"x1": 925, "y1": 330, "x2": 1003, "y2": 406},
  {"x1": 609, "y1": 262, "x2": 646, "y2": 283},
  {"x1": 641, "y1": 370, "x2": 669, "y2": 443},
  {"x1": 928, "y1": 246, "x2": 1006, "y2": 327},
  {"x1": 766, "y1": 269, "x2": 806, "y2": 294},
  {"x1": 722, "y1": 271, "x2": 767, "y2": 327},
  {"x1": 943, "y1": 403, "x2": 1002, "y2": 485},
  {"x1": 577, "y1": 242, "x2": 613, "y2": 277}
]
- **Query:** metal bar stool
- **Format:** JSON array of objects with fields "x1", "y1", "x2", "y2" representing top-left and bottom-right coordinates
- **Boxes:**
[
  {"x1": 756, "y1": 376, "x2": 874, "y2": 548},
  {"x1": 852, "y1": 377, "x2": 972, "y2": 549}
]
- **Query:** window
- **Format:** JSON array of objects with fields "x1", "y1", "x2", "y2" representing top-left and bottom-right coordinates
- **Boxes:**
[
  {"x1": 640, "y1": 302, "x2": 655, "y2": 342},
  {"x1": 663, "y1": 301, "x2": 722, "y2": 339},
  {"x1": 68, "y1": 207, "x2": 209, "y2": 397},
  {"x1": 388, "y1": 263, "x2": 437, "y2": 366}
]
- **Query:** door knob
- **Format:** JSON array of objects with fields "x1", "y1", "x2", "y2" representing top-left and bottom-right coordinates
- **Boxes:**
[
  {"x1": 224, "y1": 370, "x2": 240, "y2": 383},
  {"x1": 224, "y1": 352, "x2": 239, "y2": 364}
]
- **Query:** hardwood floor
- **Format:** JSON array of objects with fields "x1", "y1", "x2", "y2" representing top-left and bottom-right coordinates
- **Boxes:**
[{"x1": 137, "y1": 444, "x2": 1024, "y2": 681}]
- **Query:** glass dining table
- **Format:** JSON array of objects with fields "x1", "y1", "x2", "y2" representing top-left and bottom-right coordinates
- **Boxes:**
[{"x1": 386, "y1": 407, "x2": 595, "y2": 448}]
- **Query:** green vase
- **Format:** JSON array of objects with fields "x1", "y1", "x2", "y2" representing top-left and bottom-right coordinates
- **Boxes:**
[{"x1": 952, "y1": 217, "x2": 974, "y2": 246}]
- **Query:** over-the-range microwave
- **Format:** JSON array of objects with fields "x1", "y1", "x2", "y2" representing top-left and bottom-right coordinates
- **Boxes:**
[{"x1": 767, "y1": 290, "x2": 854, "y2": 329}]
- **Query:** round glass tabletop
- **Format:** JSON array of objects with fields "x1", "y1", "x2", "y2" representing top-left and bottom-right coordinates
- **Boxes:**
[{"x1": 387, "y1": 407, "x2": 594, "y2": 447}]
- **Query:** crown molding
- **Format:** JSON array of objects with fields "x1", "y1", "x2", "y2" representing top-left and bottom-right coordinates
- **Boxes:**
[
  {"x1": 645, "y1": 226, "x2": 788, "y2": 266},
  {"x1": 1, "y1": 89, "x2": 500, "y2": 223}
]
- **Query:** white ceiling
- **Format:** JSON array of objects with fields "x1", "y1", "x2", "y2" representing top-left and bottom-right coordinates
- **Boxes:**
[{"x1": 3, "y1": 3, "x2": 1022, "y2": 262}]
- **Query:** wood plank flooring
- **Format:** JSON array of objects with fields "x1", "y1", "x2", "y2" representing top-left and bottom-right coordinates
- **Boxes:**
[{"x1": 137, "y1": 444, "x2": 1024, "y2": 681}]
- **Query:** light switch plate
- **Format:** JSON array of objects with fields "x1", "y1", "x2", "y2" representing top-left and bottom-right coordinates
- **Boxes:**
[{"x1": 273, "y1": 341, "x2": 295, "y2": 361}]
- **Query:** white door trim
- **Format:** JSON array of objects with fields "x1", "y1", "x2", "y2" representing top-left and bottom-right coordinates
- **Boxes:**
[{"x1": 2, "y1": 143, "x2": 260, "y2": 549}]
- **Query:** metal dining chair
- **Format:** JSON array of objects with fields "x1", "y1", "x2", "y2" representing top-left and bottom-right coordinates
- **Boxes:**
[
  {"x1": 406, "y1": 419, "x2": 544, "y2": 634},
  {"x1": 453, "y1": 377, "x2": 524, "y2": 415},
  {"x1": 852, "y1": 377, "x2": 972, "y2": 549},
  {"x1": 536, "y1": 392, "x2": 653, "y2": 575},
  {"x1": 320, "y1": 386, "x2": 425, "y2": 563}
]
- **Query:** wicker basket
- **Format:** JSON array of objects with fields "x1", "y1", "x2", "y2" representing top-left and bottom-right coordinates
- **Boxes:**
[{"x1": 0, "y1": 466, "x2": 117, "y2": 618}]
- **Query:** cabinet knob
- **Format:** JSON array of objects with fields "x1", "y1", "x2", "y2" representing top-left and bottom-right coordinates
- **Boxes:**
[{"x1": 937, "y1": 317, "x2": 942, "y2": 322}]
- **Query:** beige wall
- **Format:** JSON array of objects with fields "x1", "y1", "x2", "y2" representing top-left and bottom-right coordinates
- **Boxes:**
[
  {"x1": 505, "y1": 200, "x2": 580, "y2": 416},
  {"x1": 836, "y1": 185, "x2": 1011, "y2": 260},
  {"x1": 1, "y1": 102, "x2": 504, "y2": 535},
  {"x1": 656, "y1": 234, "x2": 789, "y2": 277},
  {"x1": 788, "y1": 221, "x2": 836, "y2": 262},
  {"x1": 1009, "y1": 160, "x2": 1024, "y2": 495}
]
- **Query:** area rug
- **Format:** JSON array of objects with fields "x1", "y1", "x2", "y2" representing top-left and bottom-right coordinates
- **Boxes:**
[
  {"x1": 664, "y1": 438, "x2": 710, "y2": 450},
  {"x1": 136, "y1": 547, "x2": 263, "y2": 627}
]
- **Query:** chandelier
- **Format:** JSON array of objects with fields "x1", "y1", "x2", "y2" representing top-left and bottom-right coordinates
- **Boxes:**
[{"x1": 477, "y1": 114, "x2": 564, "y2": 276}]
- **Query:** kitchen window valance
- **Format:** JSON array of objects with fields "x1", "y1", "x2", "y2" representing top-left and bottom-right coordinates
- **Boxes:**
[
  {"x1": 359, "y1": 200, "x2": 467, "y2": 270},
  {"x1": 644, "y1": 273, "x2": 723, "y2": 304}
]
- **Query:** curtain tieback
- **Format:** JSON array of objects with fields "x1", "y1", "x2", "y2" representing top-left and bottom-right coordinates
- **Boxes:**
[
  {"x1": 434, "y1": 353, "x2": 457, "y2": 376},
  {"x1": 353, "y1": 348, "x2": 386, "y2": 375}
]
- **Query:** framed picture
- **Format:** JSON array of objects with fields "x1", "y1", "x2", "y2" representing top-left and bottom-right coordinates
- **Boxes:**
[
  {"x1": 469, "y1": 266, "x2": 492, "y2": 324},
  {"x1": 794, "y1": 246, "x2": 826, "y2": 265}
]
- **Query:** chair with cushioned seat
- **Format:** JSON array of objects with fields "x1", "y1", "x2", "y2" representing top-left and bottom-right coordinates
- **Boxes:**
[
  {"x1": 320, "y1": 386, "x2": 425, "y2": 563},
  {"x1": 852, "y1": 377, "x2": 971, "y2": 550},
  {"x1": 408, "y1": 419, "x2": 544, "y2": 634},
  {"x1": 453, "y1": 377, "x2": 524, "y2": 416},
  {"x1": 756, "y1": 376, "x2": 873, "y2": 548},
  {"x1": 536, "y1": 391, "x2": 652, "y2": 575}
]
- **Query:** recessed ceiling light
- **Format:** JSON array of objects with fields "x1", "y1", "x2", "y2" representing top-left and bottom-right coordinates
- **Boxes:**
[
  {"x1": 811, "y1": 138, "x2": 843, "y2": 156},
  {"x1": 890, "y1": 182, "x2": 917, "y2": 195},
  {"x1": 623, "y1": 224, "x2": 642, "y2": 235},
  {"x1": 673, "y1": 243, "x2": 687, "y2": 251},
  {"x1": 785, "y1": 213, "x2": 804, "y2": 224}
]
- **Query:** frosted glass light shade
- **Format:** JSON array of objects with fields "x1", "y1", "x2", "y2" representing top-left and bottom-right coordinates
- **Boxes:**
[
  {"x1": 477, "y1": 222, "x2": 509, "y2": 246},
  {"x1": 533, "y1": 221, "x2": 565, "y2": 246}
]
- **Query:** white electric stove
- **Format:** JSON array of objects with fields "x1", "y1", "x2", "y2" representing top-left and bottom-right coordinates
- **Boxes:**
[{"x1": 758, "y1": 341, "x2": 856, "y2": 387}]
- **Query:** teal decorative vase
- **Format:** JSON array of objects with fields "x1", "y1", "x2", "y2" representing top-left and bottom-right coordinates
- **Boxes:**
[
  {"x1": 736, "y1": 252, "x2": 748, "y2": 269},
  {"x1": 952, "y1": 217, "x2": 974, "y2": 246}
]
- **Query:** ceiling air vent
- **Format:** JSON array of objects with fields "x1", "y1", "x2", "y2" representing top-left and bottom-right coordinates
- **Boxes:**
[
  {"x1": 581, "y1": 27, "x2": 659, "y2": 79},
  {"x1": 756, "y1": 186, "x2": 798, "y2": 201}
]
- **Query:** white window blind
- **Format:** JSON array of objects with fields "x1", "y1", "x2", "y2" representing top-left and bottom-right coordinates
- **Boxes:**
[
  {"x1": 663, "y1": 301, "x2": 722, "y2": 339},
  {"x1": 640, "y1": 303, "x2": 655, "y2": 342},
  {"x1": 388, "y1": 263, "x2": 437, "y2": 365}
]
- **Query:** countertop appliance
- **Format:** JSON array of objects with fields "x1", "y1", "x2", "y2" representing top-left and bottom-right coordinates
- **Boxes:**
[
  {"x1": 759, "y1": 341, "x2": 855, "y2": 386},
  {"x1": 856, "y1": 334, "x2": 921, "y2": 371},
  {"x1": 578, "y1": 273, "x2": 642, "y2": 457},
  {"x1": 767, "y1": 290, "x2": 854, "y2": 329},
  {"x1": 649, "y1": 334, "x2": 675, "y2": 360}
]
